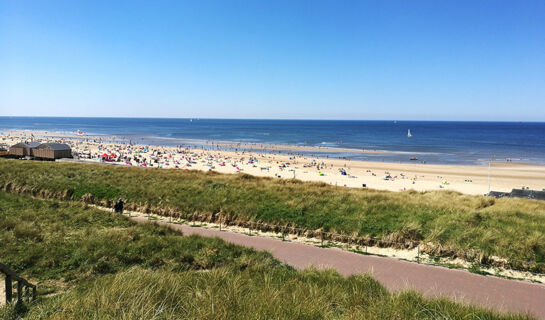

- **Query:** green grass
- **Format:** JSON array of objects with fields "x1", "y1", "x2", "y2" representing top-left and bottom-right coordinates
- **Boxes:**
[
  {"x1": 0, "y1": 158, "x2": 544, "y2": 270},
  {"x1": 0, "y1": 192, "x2": 271, "y2": 292},
  {"x1": 0, "y1": 192, "x2": 533, "y2": 319}
]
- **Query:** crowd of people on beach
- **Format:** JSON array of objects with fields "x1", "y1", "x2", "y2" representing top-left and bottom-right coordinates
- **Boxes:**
[{"x1": 2, "y1": 130, "x2": 520, "y2": 194}]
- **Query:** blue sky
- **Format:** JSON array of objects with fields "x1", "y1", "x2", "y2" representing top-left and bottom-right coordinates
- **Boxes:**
[{"x1": 1, "y1": 0, "x2": 544, "y2": 120}]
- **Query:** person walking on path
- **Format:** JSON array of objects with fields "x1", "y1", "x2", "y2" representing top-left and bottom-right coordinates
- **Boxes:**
[{"x1": 114, "y1": 198, "x2": 125, "y2": 214}]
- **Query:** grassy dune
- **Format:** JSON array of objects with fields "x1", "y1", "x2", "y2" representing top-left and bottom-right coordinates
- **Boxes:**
[
  {"x1": 0, "y1": 158, "x2": 544, "y2": 269},
  {"x1": 0, "y1": 192, "x2": 532, "y2": 319}
]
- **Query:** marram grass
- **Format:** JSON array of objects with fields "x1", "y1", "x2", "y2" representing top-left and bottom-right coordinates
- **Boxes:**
[
  {"x1": 0, "y1": 158, "x2": 544, "y2": 267},
  {"x1": 0, "y1": 192, "x2": 532, "y2": 319},
  {"x1": 26, "y1": 267, "x2": 533, "y2": 320}
]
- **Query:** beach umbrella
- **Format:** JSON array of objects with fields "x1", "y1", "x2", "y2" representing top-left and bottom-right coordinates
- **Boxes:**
[
  {"x1": 100, "y1": 153, "x2": 109, "y2": 158},
  {"x1": 110, "y1": 153, "x2": 116, "y2": 158}
]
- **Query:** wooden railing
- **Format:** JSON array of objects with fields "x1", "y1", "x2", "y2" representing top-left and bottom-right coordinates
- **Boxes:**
[{"x1": 0, "y1": 262, "x2": 36, "y2": 304}]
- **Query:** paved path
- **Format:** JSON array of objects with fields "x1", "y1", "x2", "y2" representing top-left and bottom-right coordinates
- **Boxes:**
[{"x1": 132, "y1": 216, "x2": 545, "y2": 319}]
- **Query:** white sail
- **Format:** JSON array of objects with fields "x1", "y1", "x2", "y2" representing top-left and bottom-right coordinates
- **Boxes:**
[{"x1": 407, "y1": 129, "x2": 412, "y2": 138}]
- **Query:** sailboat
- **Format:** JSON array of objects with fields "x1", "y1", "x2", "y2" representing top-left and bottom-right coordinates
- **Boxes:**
[{"x1": 407, "y1": 129, "x2": 412, "y2": 138}]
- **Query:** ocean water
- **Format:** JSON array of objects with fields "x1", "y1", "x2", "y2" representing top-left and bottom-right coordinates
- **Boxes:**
[{"x1": 1, "y1": 117, "x2": 545, "y2": 165}]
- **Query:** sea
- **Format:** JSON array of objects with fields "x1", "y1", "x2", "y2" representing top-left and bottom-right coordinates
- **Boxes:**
[{"x1": 1, "y1": 117, "x2": 545, "y2": 166}]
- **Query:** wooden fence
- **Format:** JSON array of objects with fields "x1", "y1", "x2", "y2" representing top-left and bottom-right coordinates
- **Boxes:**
[{"x1": 0, "y1": 262, "x2": 36, "y2": 304}]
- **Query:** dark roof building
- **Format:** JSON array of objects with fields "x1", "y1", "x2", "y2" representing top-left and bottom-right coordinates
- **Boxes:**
[
  {"x1": 533, "y1": 191, "x2": 545, "y2": 201},
  {"x1": 40, "y1": 143, "x2": 71, "y2": 151},
  {"x1": 33, "y1": 143, "x2": 72, "y2": 160},
  {"x1": 488, "y1": 188, "x2": 545, "y2": 201},
  {"x1": 486, "y1": 191, "x2": 510, "y2": 198},
  {"x1": 509, "y1": 188, "x2": 531, "y2": 199},
  {"x1": 8, "y1": 142, "x2": 41, "y2": 156}
]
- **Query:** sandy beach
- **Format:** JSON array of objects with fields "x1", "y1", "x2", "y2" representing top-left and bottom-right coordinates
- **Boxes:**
[{"x1": 2, "y1": 129, "x2": 545, "y2": 195}]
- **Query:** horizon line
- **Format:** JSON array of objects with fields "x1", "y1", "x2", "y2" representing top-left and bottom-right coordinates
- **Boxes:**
[{"x1": 0, "y1": 115, "x2": 544, "y2": 123}]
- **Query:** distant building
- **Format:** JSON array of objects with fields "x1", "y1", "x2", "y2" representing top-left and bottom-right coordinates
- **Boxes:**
[
  {"x1": 509, "y1": 188, "x2": 545, "y2": 201},
  {"x1": 8, "y1": 142, "x2": 40, "y2": 157},
  {"x1": 486, "y1": 191, "x2": 510, "y2": 198},
  {"x1": 487, "y1": 188, "x2": 545, "y2": 201},
  {"x1": 32, "y1": 143, "x2": 72, "y2": 160},
  {"x1": 0, "y1": 144, "x2": 9, "y2": 156}
]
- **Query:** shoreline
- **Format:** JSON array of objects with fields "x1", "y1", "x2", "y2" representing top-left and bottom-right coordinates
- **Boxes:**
[
  {"x1": 3, "y1": 129, "x2": 541, "y2": 167},
  {"x1": 0, "y1": 129, "x2": 408, "y2": 156},
  {"x1": 2, "y1": 129, "x2": 545, "y2": 195}
]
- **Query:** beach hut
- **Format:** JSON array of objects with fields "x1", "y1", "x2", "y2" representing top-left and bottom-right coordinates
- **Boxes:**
[
  {"x1": 32, "y1": 143, "x2": 72, "y2": 160},
  {"x1": 8, "y1": 142, "x2": 40, "y2": 157},
  {"x1": 0, "y1": 144, "x2": 9, "y2": 156}
]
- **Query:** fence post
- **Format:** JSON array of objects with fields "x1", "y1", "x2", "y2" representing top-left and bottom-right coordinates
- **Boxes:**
[
  {"x1": 321, "y1": 232, "x2": 324, "y2": 246},
  {"x1": 169, "y1": 216, "x2": 172, "y2": 223},
  {"x1": 219, "y1": 221, "x2": 222, "y2": 231},
  {"x1": 17, "y1": 281, "x2": 22, "y2": 302},
  {"x1": 417, "y1": 245, "x2": 420, "y2": 264},
  {"x1": 5, "y1": 275, "x2": 12, "y2": 304},
  {"x1": 32, "y1": 286, "x2": 36, "y2": 301}
]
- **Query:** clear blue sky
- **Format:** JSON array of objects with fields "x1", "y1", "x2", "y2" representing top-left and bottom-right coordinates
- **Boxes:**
[{"x1": 1, "y1": 0, "x2": 544, "y2": 120}]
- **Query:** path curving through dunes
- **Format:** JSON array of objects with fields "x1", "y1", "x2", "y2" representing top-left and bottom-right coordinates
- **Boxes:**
[{"x1": 129, "y1": 216, "x2": 545, "y2": 319}]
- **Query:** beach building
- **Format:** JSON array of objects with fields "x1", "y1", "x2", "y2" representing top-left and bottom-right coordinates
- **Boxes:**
[
  {"x1": 0, "y1": 144, "x2": 8, "y2": 156},
  {"x1": 32, "y1": 143, "x2": 72, "y2": 160},
  {"x1": 8, "y1": 142, "x2": 40, "y2": 157},
  {"x1": 488, "y1": 188, "x2": 545, "y2": 201},
  {"x1": 509, "y1": 188, "x2": 545, "y2": 201}
]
